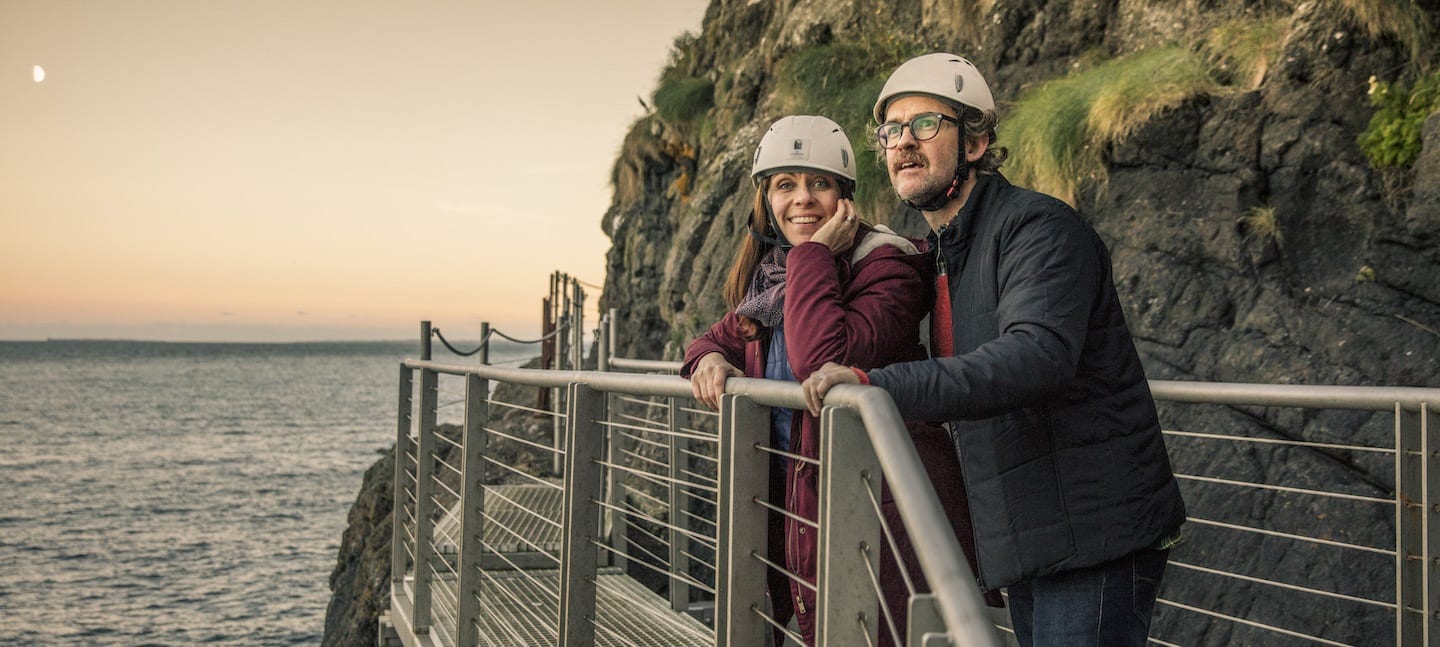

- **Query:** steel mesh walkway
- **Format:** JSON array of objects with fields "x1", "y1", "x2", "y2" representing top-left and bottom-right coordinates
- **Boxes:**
[
  {"x1": 409, "y1": 483, "x2": 709, "y2": 647},
  {"x1": 473, "y1": 569, "x2": 710, "y2": 647}
]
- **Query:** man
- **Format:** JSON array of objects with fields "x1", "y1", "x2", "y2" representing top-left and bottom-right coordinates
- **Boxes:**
[{"x1": 801, "y1": 53, "x2": 1186, "y2": 646}]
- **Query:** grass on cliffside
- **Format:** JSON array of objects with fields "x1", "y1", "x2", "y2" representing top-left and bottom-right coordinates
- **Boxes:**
[
  {"x1": 1001, "y1": 46, "x2": 1218, "y2": 207},
  {"x1": 772, "y1": 34, "x2": 930, "y2": 221},
  {"x1": 1207, "y1": 17, "x2": 1286, "y2": 89},
  {"x1": 1338, "y1": 0, "x2": 1433, "y2": 64}
]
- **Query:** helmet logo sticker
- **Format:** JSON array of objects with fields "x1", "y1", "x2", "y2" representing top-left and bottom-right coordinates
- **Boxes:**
[{"x1": 787, "y1": 138, "x2": 810, "y2": 160}]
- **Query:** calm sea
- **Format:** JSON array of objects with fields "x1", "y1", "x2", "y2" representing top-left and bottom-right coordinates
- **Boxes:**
[{"x1": 0, "y1": 339, "x2": 536, "y2": 646}]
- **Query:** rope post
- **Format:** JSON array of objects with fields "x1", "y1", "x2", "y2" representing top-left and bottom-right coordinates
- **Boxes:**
[
  {"x1": 420, "y1": 320, "x2": 432, "y2": 361},
  {"x1": 607, "y1": 308, "x2": 618, "y2": 372},
  {"x1": 478, "y1": 322, "x2": 490, "y2": 365},
  {"x1": 567, "y1": 279, "x2": 578, "y2": 371},
  {"x1": 596, "y1": 311, "x2": 609, "y2": 373}
]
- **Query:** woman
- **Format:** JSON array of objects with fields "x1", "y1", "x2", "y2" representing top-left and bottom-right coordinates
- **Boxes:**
[{"x1": 682, "y1": 115, "x2": 989, "y2": 646}]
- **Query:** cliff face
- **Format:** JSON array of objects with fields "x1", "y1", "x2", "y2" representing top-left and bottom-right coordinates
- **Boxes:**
[
  {"x1": 596, "y1": 0, "x2": 1440, "y2": 643},
  {"x1": 602, "y1": 0, "x2": 1440, "y2": 381}
]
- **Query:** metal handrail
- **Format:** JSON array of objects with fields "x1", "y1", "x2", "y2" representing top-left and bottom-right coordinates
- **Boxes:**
[{"x1": 392, "y1": 358, "x2": 1002, "y2": 646}]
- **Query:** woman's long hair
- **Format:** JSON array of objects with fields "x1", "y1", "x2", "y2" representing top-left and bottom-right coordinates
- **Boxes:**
[{"x1": 723, "y1": 181, "x2": 773, "y2": 311}]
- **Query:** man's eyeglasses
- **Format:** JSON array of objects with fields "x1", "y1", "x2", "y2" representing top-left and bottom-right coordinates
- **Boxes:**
[{"x1": 875, "y1": 112, "x2": 959, "y2": 149}]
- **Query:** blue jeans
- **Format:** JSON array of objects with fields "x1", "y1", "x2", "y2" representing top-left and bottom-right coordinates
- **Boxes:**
[{"x1": 1006, "y1": 546, "x2": 1169, "y2": 647}]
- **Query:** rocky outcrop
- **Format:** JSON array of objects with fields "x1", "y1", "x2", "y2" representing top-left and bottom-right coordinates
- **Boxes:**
[{"x1": 323, "y1": 449, "x2": 395, "y2": 647}]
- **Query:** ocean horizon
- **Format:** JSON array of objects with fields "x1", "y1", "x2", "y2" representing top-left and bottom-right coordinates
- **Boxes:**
[{"x1": 0, "y1": 339, "x2": 539, "y2": 645}]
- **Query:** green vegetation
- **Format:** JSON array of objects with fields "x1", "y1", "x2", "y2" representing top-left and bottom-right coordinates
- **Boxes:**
[
  {"x1": 654, "y1": 76, "x2": 715, "y2": 127},
  {"x1": 1241, "y1": 205, "x2": 1283, "y2": 247},
  {"x1": 1206, "y1": 17, "x2": 1286, "y2": 89},
  {"x1": 1001, "y1": 46, "x2": 1218, "y2": 206},
  {"x1": 1359, "y1": 69, "x2": 1440, "y2": 168},
  {"x1": 771, "y1": 34, "x2": 930, "y2": 219}
]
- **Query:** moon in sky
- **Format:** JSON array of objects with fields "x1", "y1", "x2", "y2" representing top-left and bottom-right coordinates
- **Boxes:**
[{"x1": 33, "y1": 65, "x2": 45, "y2": 83}]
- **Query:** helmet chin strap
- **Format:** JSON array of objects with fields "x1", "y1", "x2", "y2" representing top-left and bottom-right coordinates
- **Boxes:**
[
  {"x1": 902, "y1": 155, "x2": 969, "y2": 213},
  {"x1": 747, "y1": 203, "x2": 793, "y2": 249}
]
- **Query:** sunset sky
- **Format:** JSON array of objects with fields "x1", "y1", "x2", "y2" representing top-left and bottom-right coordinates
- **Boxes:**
[{"x1": 0, "y1": 0, "x2": 708, "y2": 342}]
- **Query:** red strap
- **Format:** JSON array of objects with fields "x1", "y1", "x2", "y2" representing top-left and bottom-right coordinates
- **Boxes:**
[
  {"x1": 849, "y1": 366, "x2": 869, "y2": 385},
  {"x1": 932, "y1": 273, "x2": 954, "y2": 357}
]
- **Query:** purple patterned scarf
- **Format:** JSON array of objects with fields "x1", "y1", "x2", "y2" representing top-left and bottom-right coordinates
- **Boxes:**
[{"x1": 735, "y1": 246, "x2": 787, "y2": 327}]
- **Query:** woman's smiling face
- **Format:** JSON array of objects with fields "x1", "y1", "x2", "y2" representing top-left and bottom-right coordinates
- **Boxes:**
[{"x1": 767, "y1": 171, "x2": 842, "y2": 246}]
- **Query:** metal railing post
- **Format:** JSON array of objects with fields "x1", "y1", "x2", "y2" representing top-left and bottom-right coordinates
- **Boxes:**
[
  {"x1": 715, "y1": 393, "x2": 772, "y2": 646},
  {"x1": 559, "y1": 382, "x2": 606, "y2": 646},
  {"x1": 420, "y1": 321, "x2": 432, "y2": 361},
  {"x1": 817, "y1": 406, "x2": 884, "y2": 646},
  {"x1": 390, "y1": 365, "x2": 415, "y2": 587},
  {"x1": 668, "y1": 396, "x2": 690, "y2": 613},
  {"x1": 410, "y1": 365, "x2": 439, "y2": 634},
  {"x1": 1426, "y1": 403, "x2": 1438, "y2": 646},
  {"x1": 454, "y1": 373, "x2": 490, "y2": 646},
  {"x1": 604, "y1": 399, "x2": 628, "y2": 572},
  {"x1": 1400, "y1": 402, "x2": 1424, "y2": 645}
]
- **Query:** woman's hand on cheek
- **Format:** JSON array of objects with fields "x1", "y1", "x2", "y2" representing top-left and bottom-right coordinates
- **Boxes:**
[{"x1": 810, "y1": 199, "x2": 858, "y2": 256}]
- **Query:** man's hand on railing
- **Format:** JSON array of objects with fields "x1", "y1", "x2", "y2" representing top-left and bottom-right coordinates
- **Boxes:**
[
  {"x1": 802, "y1": 361, "x2": 861, "y2": 416},
  {"x1": 689, "y1": 352, "x2": 743, "y2": 410}
]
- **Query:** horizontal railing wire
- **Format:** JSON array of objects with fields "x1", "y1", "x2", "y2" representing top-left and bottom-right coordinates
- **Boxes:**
[
  {"x1": 1163, "y1": 428, "x2": 1395, "y2": 454},
  {"x1": 753, "y1": 496, "x2": 820, "y2": 530},
  {"x1": 612, "y1": 413, "x2": 672, "y2": 434},
  {"x1": 488, "y1": 398, "x2": 567, "y2": 420},
  {"x1": 480, "y1": 485, "x2": 562, "y2": 530},
  {"x1": 750, "y1": 548, "x2": 817, "y2": 594},
  {"x1": 1169, "y1": 559, "x2": 1392, "y2": 609},
  {"x1": 484, "y1": 426, "x2": 564, "y2": 456},
  {"x1": 615, "y1": 394, "x2": 667, "y2": 409},
  {"x1": 1184, "y1": 515, "x2": 1393, "y2": 556},
  {"x1": 590, "y1": 497, "x2": 718, "y2": 549},
  {"x1": 592, "y1": 538, "x2": 717, "y2": 595},
  {"x1": 1175, "y1": 473, "x2": 1394, "y2": 505},
  {"x1": 864, "y1": 473, "x2": 917, "y2": 597},
  {"x1": 480, "y1": 456, "x2": 563, "y2": 490},
  {"x1": 1156, "y1": 598, "x2": 1352, "y2": 647},
  {"x1": 596, "y1": 458, "x2": 720, "y2": 495},
  {"x1": 477, "y1": 535, "x2": 562, "y2": 590},
  {"x1": 477, "y1": 512, "x2": 563, "y2": 563},
  {"x1": 860, "y1": 542, "x2": 903, "y2": 647}
]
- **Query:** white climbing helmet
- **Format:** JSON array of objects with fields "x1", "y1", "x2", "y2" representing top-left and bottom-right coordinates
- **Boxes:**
[
  {"x1": 872, "y1": 53, "x2": 995, "y2": 122},
  {"x1": 750, "y1": 115, "x2": 856, "y2": 183}
]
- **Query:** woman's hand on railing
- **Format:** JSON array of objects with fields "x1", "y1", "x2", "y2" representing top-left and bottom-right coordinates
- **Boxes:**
[
  {"x1": 689, "y1": 352, "x2": 743, "y2": 410},
  {"x1": 802, "y1": 361, "x2": 860, "y2": 416}
]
